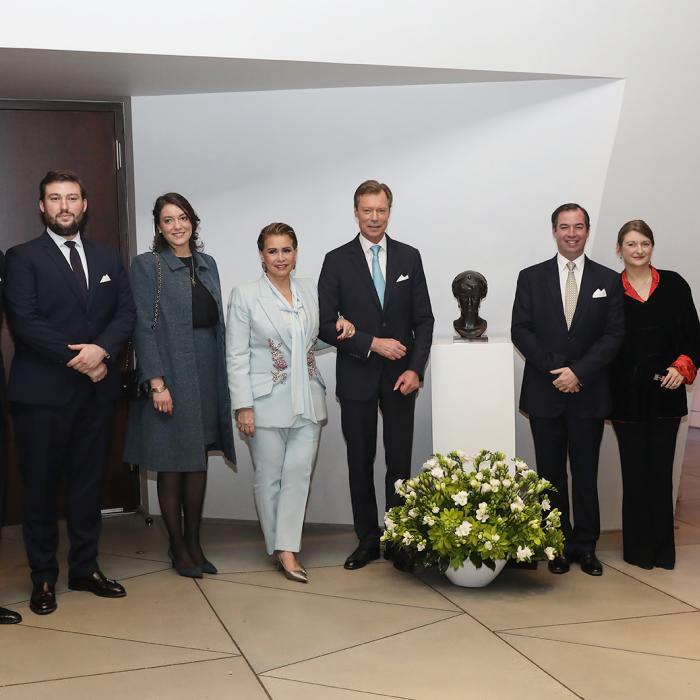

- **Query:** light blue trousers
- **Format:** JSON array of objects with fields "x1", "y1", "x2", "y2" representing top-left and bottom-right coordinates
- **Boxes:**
[{"x1": 248, "y1": 423, "x2": 321, "y2": 555}]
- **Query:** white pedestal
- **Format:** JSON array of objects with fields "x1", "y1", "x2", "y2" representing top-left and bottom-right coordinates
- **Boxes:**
[{"x1": 431, "y1": 337, "x2": 516, "y2": 459}]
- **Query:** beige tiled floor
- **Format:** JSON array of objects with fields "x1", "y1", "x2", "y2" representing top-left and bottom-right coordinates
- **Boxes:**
[{"x1": 1, "y1": 428, "x2": 699, "y2": 698}]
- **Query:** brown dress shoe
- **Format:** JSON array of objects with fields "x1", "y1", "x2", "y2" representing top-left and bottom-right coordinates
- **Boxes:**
[
  {"x1": 30, "y1": 582, "x2": 57, "y2": 615},
  {"x1": 68, "y1": 570, "x2": 126, "y2": 597}
]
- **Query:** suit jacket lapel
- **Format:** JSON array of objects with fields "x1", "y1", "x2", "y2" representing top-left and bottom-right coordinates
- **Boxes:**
[
  {"x1": 350, "y1": 235, "x2": 383, "y2": 313},
  {"x1": 257, "y1": 276, "x2": 293, "y2": 350},
  {"x1": 41, "y1": 232, "x2": 86, "y2": 307},
  {"x1": 84, "y1": 240, "x2": 102, "y2": 310},
  {"x1": 545, "y1": 256, "x2": 567, "y2": 328},
  {"x1": 383, "y1": 235, "x2": 400, "y2": 312},
  {"x1": 569, "y1": 256, "x2": 595, "y2": 332}
]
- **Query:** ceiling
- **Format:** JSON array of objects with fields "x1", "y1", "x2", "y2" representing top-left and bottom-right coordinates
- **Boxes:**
[{"x1": 0, "y1": 48, "x2": 589, "y2": 101}]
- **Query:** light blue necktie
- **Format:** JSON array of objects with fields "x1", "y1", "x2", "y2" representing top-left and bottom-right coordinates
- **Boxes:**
[{"x1": 371, "y1": 244, "x2": 385, "y2": 307}]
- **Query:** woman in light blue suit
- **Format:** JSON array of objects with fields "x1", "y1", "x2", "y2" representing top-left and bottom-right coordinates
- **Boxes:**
[{"x1": 226, "y1": 223, "x2": 354, "y2": 583}]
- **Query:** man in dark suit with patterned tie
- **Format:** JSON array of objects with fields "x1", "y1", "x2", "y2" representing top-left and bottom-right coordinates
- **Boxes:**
[
  {"x1": 318, "y1": 180, "x2": 434, "y2": 571},
  {"x1": 0, "y1": 250, "x2": 22, "y2": 624},
  {"x1": 511, "y1": 203, "x2": 624, "y2": 576},
  {"x1": 4, "y1": 170, "x2": 135, "y2": 614}
]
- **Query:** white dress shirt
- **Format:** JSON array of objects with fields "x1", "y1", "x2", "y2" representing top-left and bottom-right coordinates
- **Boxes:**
[
  {"x1": 47, "y1": 228, "x2": 89, "y2": 288},
  {"x1": 359, "y1": 233, "x2": 387, "y2": 281},
  {"x1": 557, "y1": 252, "x2": 584, "y2": 310}
]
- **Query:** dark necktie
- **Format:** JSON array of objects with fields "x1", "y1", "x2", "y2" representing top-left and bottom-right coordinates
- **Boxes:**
[{"x1": 64, "y1": 240, "x2": 88, "y2": 297}]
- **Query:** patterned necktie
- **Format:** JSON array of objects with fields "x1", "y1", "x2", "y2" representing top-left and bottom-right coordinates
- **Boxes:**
[
  {"x1": 371, "y1": 244, "x2": 385, "y2": 307},
  {"x1": 564, "y1": 261, "x2": 578, "y2": 328},
  {"x1": 65, "y1": 240, "x2": 88, "y2": 298}
]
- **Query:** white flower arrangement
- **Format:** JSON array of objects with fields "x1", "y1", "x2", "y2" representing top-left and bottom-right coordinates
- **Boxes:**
[{"x1": 381, "y1": 449, "x2": 564, "y2": 572}]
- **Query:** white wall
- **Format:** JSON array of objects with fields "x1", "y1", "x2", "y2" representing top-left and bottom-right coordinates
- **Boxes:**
[{"x1": 132, "y1": 78, "x2": 623, "y2": 522}]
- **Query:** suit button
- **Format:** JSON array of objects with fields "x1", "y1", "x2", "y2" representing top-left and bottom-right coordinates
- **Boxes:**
[{"x1": 381, "y1": 322, "x2": 387, "y2": 327}]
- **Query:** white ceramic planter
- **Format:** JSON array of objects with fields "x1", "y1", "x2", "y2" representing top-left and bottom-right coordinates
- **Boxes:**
[{"x1": 445, "y1": 558, "x2": 507, "y2": 587}]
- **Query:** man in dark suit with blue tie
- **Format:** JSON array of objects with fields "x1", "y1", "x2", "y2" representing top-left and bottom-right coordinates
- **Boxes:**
[
  {"x1": 4, "y1": 170, "x2": 135, "y2": 614},
  {"x1": 318, "y1": 180, "x2": 434, "y2": 571},
  {"x1": 511, "y1": 203, "x2": 624, "y2": 576}
]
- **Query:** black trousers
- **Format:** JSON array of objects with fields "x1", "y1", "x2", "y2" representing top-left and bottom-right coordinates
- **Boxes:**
[
  {"x1": 530, "y1": 413, "x2": 604, "y2": 554},
  {"x1": 613, "y1": 417, "x2": 681, "y2": 569},
  {"x1": 340, "y1": 379, "x2": 416, "y2": 544},
  {"x1": 12, "y1": 387, "x2": 114, "y2": 585}
]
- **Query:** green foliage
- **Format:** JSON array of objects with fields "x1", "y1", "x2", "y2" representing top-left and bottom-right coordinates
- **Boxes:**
[{"x1": 381, "y1": 449, "x2": 565, "y2": 573}]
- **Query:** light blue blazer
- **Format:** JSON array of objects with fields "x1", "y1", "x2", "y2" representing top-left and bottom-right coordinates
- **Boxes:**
[{"x1": 226, "y1": 276, "x2": 327, "y2": 428}]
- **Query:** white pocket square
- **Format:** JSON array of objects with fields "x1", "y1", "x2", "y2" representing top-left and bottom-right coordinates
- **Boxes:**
[
  {"x1": 100, "y1": 274, "x2": 112, "y2": 283},
  {"x1": 592, "y1": 288, "x2": 607, "y2": 298},
  {"x1": 396, "y1": 274, "x2": 410, "y2": 283}
]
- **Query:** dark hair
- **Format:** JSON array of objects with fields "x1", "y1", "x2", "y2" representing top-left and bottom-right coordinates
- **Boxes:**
[
  {"x1": 617, "y1": 219, "x2": 654, "y2": 248},
  {"x1": 353, "y1": 180, "x2": 393, "y2": 209},
  {"x1": 39, "y1": 170, "x2": 86, "y2": 200},
  {"x1": 257, "y1": 222, "x2": 298, "y2": 251},
  {"x1": 151, "y1": 192, "x2": 202, "y2": 253},
  {"x1": 551, "y1": 203, "x2": 590, "y2": 230}
]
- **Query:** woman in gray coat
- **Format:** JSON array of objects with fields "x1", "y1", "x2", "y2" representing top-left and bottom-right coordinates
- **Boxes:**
[{"x1": 124, "y1": 193, "x2": 235, "y2": 578}]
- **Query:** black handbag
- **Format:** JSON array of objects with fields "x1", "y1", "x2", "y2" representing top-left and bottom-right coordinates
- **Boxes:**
[{"x1": 122, "y1": 252, "x2": 162, "y2": 400}]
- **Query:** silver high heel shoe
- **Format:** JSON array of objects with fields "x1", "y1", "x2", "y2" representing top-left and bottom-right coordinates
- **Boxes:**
[{"x1": 276, "y1": 555, "x2": 309, "y2": 584}]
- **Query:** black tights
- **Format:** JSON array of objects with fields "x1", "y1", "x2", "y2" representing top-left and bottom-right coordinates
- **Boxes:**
[{"x1": 157, "y1": 471, "x2": 208, "y2": 569}]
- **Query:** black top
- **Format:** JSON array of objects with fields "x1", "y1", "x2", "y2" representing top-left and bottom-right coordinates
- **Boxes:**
[
  {"x1": 182, "y1": 257, "x2": 218, "y2": 329},
  {"x1": 610, "y1": 269, "x2": 700, "y2": 420}
]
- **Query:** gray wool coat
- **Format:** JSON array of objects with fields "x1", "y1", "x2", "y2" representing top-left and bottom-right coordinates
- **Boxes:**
[{"x1": 123, "y1": 248, "x2": 236, "y2": 471}]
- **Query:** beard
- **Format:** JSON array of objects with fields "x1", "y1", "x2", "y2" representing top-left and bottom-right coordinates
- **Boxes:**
[{"x1": 42, "y1": 209, "x2": 85, "y2": 237}]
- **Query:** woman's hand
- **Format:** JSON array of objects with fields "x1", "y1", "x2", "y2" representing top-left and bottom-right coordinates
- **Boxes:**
[
  {"x1": 150, "y1": 378, "x2": 173, "y2": 415},
  {"x1": 236, "y1": 407, "x2": 255, "y2": 437},
  {"x1": 336, "y1": 317, "x2": 356, "y2": 341},
  {"x1": 660, "y1": 366, "x2": 684, "y2": 390}
]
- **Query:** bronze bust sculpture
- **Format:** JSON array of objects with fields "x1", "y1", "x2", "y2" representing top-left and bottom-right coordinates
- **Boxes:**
[{"x1": 452, "y1": 270, "x2": 488, "y2": 339}]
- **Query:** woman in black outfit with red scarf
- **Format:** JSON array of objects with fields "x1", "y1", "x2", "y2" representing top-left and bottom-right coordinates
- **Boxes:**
[{"x1": 610, "y1": 219, "x2": 700, "y2": 570}]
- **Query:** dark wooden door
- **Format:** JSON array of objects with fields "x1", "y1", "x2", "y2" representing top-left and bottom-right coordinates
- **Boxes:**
[{"x1": 0, "y1": 101, "x2": 139, "y2": 525}]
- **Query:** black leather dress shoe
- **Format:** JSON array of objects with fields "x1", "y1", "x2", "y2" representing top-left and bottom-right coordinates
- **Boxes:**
[
  {"x1": 68, "y1": 570, "x2": 127, "y2": 597},
  {"x1": 548, "y1": 555, "x2": 570, "y2": 574},
  {"x1": 30, "y1": 581, "x2": 57, "y2": 615},
  {"x1": 0, "y1": 606, "x2": 22, "y2": 624},
  {"x1": 344, "y1": 543, "x2": 380, "y2": 570},
  {"x1": 579, "y1": 551, "x2": 603, "y2": 576},
  {"x1": 390, "y1": 548, "x2": 415, "y2": 573}
]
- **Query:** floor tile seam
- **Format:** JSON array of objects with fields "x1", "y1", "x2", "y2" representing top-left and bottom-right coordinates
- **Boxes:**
[
  {"x1": 13, "y1": 622, "x2": 241, "y2": 656},
  {"x1": 673, "y1": 515, "x2": 700, "y2": 528},
  {"x1": 498, "y1": 630, "x2": 700, "y2": 663},
  {"x1": 260, "y1": 674, "x2": 414, "y2": 699},
  {"x1": 201, "y1": 576, "x2": 460, "y2": 612},
  {"x1": 416, "y1": 576, "x2": 583, "y2": 699},
  {"x1": 494, "y1": 609, "x2": 700, "y2": 633},
  {"x1": 99, "y1": 551, "x2": 171, "y2": 564},
  {"x1": 194, "y1": 578, "x2": 274, "y2": 700},
  {"x1": 0, "y1": 655, "x2": 239, "y2": 689},
  {"x1": 597, "y1": 560, "x2": 700, "y2": 611},
  {"x1": 207, "y1": 562, "x2": 353, "y2": 575},
  {"x1": 258, "y1": 611, "x2": 465, "y2": 675}
]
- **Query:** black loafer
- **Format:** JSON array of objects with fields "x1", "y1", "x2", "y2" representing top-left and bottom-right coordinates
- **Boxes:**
[
  {"x1": 548, "y1": 555, "x2": 570, "y2": 575},
  {"x1": 30, "y1": 581, "x2": 57, "y2": 615},
  {"x1": 390, "y1": 548, "x2": 415, "y2": 573},
  {"x1": 68, "y1": 570, "x2": 126, "y2": 598},
  {"x1": 0, "y1": 606, "x2": 22, "y2": 624},
  {"x1": 344, "y1": 543, "x2": 380, "y2": 570},
  {"x1": 579, "y1": 551, "x2": 603, "y2": 576}
]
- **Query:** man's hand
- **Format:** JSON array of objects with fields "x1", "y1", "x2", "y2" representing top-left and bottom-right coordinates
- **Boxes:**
[
  {"x1": 86, "y1": 363, "x2": 107, "y2": 383},
  {"x1": 394, "y1": 370, "x2": 420, "y2": 395},
  {"x1": 550, "y1": 367, "x2": 581, "y2": 393},
  {"x1": 67, "y1": 343, "x2": 107, "y2": 373},
  {"x1": 370, "y1": 337, "x2": 406, "y2": 360}
]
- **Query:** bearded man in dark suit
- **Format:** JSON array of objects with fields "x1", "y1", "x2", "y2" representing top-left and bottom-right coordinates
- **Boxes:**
[
  {"x1": 4, "y1": 170, "x2": 135, "y2": 615},
  {"x1": 511, "y1": 203, "x2": 624, "y2": 576},
  {"x1": 318, "y1": 180, "x2": 434, "y2": 571}
]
